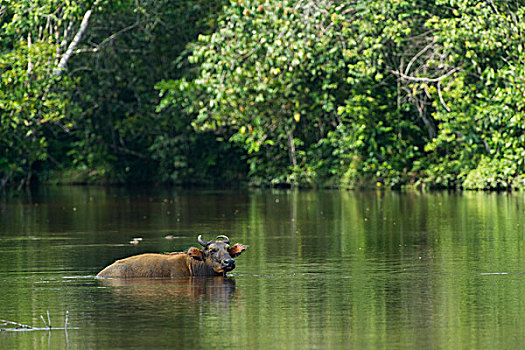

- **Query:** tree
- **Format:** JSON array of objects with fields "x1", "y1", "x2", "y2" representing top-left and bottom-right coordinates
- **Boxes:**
[
  {"x1": 0, "y1": 0, "x2": 98, "y2": 188},
  {"x1": 159, "y1": 0, "x2": 355, "y2": 185},
  {"x1": 417, "y1": 0, "x2": 525, "y2": 189}
]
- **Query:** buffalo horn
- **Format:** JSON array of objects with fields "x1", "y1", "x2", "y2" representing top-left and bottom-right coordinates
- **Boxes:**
[
  {"x1": 198, "y1": 235, "x2": 210, "y2": 247},
  {"x1": 216, "y1": 235, "x2": 230, "y2": 244}
]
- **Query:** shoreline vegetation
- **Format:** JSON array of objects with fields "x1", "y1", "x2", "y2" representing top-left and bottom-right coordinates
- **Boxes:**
[
  {"x1": 44, "y1": 168, "x2": 525, "y2": 192},
  {"x1": 1, "y1": 1, "x2": 524, "y2": 192}
]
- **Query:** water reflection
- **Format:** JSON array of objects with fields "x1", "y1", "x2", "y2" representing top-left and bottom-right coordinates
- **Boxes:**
[{"x1": 97, "y1": 276, "x2": 237, "y2": 305}]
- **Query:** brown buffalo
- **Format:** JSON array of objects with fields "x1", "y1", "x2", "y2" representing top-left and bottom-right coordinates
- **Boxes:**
[{"x1": 96, "y1": 235, "x2": 247, "y2": 278}]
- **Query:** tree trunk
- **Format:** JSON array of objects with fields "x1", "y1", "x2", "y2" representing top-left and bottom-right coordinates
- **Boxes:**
[
  {"x1": 287, "y1": 129, "x2": 297, "y2": 168},
  {"x1": 53, "y1": 0, "x2": 100, "y2": 76}
]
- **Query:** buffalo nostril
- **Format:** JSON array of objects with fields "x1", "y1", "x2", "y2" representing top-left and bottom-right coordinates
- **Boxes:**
[{"x1": 223, "y1": 259, "x2": 235, "y2": 267}]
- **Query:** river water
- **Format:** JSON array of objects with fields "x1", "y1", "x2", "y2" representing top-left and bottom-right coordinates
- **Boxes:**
[{"x1": 0, "y1": 187, "x2": 524, "y2": 349}]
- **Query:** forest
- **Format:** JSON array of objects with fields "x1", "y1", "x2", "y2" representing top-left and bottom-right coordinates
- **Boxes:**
[{"x1": 1, "y1": 0, "x2": 524, "y2": 190}]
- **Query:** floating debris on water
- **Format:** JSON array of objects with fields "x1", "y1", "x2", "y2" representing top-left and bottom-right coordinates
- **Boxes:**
[{"x1": 129, "y1": 237, "x2": 143, "y2": 245}]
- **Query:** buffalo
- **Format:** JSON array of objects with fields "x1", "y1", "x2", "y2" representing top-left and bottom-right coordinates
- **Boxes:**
[{"x1": 96, "y1": 235, "x2": 247, "y2": 278}]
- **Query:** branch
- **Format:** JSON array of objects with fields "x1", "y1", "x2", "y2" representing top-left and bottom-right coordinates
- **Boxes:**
[
  {"x1": 61, "y1": 21, "x2": 75, "y2": 50},
  {"x1": 72, "y1": 47, "x2": 100, "y2": 54},
  {"x1": 40, "y1": 315, "x2": 49, "y2": 328},
  {"x1": 501, "y1": 56, "x2": 515, "y2": 70},
  {"x1": 0, "y1": 319, "x2": 33, "y2": 330},
  {"x1": 392, "y1": 67, "x2": 460, "y2": 83},
  {"x1": 404, "y1": 40, "x2": 435, "y2": 76},
  {"x1": 27, "y1": 33, "x2": 33, "y2": 74},
  {"x1": 74, "y1": 20, "x2": 140, "y2": 55},
  {"x1": 111, "y1": 145, "x2": 147, "y2": 159},
  {"x1": 0, "y1": 311, "x2": 73, "y2": 332},
  {"x1": 393, "y1": 68, "x2": 460, "y2": 113},
  {"x1": 437, "y1": 80, "x2": 450, "y2": 112},
  {"x1": 482, "y1": 138, "x2": 492, "y2": 154},
  {"x1": 487, "y1": 0, "x2": 499, "y2": 15},
  {"x1": 53, "y1": 0, "x2": 101, "y2": 76}
]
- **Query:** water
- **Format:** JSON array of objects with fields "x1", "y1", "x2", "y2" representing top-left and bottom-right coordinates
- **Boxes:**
[{"x1": 1, "y1": 187, "x2": 524, "y2": 349}]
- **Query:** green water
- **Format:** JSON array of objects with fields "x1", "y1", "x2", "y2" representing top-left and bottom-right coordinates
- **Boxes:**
[{"x1": 1, "y1": 187, "x2": 524, "y2": 349}]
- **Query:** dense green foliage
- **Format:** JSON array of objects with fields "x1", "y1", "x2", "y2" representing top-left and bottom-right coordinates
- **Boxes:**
[
  {"x1": 0, "y1": 0, "x2": 80, "y2": 188},
  {"x1": 66, "y1": 0, "x2": 246, "y2": 185},
  {"x1": 1, "y1": 0, "x2": 524, "y2": 190}
]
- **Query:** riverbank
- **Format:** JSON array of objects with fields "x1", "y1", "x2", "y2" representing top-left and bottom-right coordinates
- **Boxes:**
[{"x1": 40, "y1": 166, "x2": 525, "y2": 192}]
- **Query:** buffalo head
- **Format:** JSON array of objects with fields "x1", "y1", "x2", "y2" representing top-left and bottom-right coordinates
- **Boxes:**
[{"x1": 188, "y1": 235, "x2": 247, "y2": 275}]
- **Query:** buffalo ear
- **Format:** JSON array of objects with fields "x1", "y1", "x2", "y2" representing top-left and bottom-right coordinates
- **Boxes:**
[
  {"x1": 187, "y1": 247, "x2": 203, "y2": 261},
  {"x1": 229, "y1": 244, "x2": 248, "y2": 257}
]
